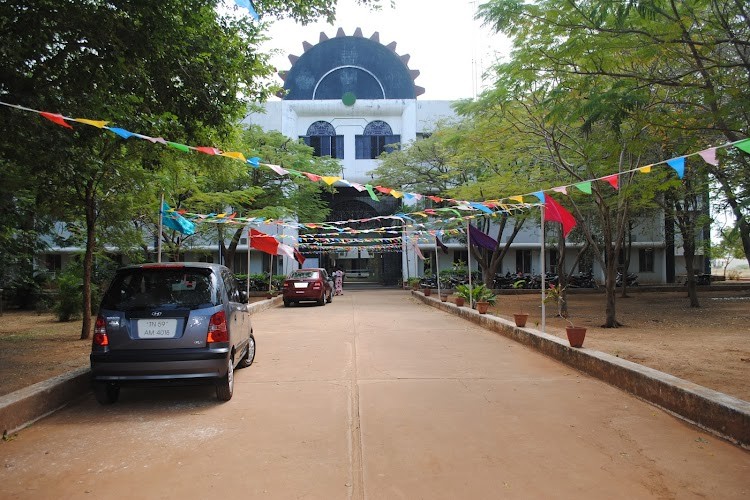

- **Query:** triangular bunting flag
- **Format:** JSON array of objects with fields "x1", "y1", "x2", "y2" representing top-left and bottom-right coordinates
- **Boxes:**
[
  {"x1": 666, "y1": 157, "x2": 685, "y2": 179},
  {"x1": 221, "y1": 151, "x2": 246, "y2": 161},
  {"x1": 321, "y1": 176, "x2": 341, "y2": 186},
  {"x1": 698, "y1": 148, "x2": 718, "y2": 166},
  {"x1": 602, "y1": 174, "x2": 619, "y2": 189},
  {"x1": 74, "y1": 118, "x2": 108, "y2": 128},
  {"x1": 40, "y1": 112, "x2": 73, "y2": 129},
  {"x1": 108, "y1": 127, "x2": 135, "y2": 139},
  {"x1": 304, "y1": 172, "x2": 322, "y2": 182},
  {"x1": 196, "y1": 146, "x2": 220, "y2": 155},
  {"x1": 365, "y1": 184, "x2": 379, "y2": 201},
  {"x1": 639, "y1": 165, "x2": 652, "y2": 173},
  {"x1": 247, "y1": 157, "x2": 260, "y2": 167},
  {"x1": 267, "y1": 164, "x2": 288, "y2": 176},
  {"x1": 552, "y1": 186, "x2": 568, "y2": 194},
  {"x1": 166, "y1": 141, "x2": 191, "y2": 153},
  {"x1": 735, "y1": 139, "x2": 750, "y2": 154},
  {"x1": 574, "y1": 182, "x2": 592, "y2": 194},
  {"x1": 544, "y1": 196, "x2": 577, "y2": 238},
  {"x1": 509, "y1": 196, "x2": 524, "y2": 203},
  {"x1": 533, "y1": 191, "x2": 546, "y2": 202}
]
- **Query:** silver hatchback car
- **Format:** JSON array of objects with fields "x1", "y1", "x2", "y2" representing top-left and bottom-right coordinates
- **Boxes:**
[{"x1": 90, "y1": 263, "x2": 255, "y2": 404}]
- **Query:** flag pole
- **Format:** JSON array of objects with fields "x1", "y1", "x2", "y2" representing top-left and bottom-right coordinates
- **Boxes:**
[
  {"x1": 434, "y1": 235, "x2": 441, "y2": 297},
  {"x1": 466, "y1": 220, "x2": 473, "y2": 307},
  {"x1": 268, "y1": 253, "x2": 273, "y2": 294},
  {"x1": 403, "y1": 223, "x2": 411, "y2": 286},
  {"x1": 246, "y1": 227, "x2": 251, "y2": 302},
  {"x1": 157, "y1": 193, "x2": 164, "y2": 263},
  {"x1": 541, "y1": 205, "x2": 546, "y2": 333}
]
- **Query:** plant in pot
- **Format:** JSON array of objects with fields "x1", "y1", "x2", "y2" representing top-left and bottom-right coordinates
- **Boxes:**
[
  {"x1": 406, "y1": 277, "x2": 421, "y2": 290},
  {"x1": 512, "y1": 279, "x2": 529, "y2": 327},
  {"x1": 473, "y1": 284, "x2": 496, "y2": 314},
  {"x1": 544, "y1": 283, "x2": 586, "y2": 347},
  {"x1": 453, "y1": 283, "x2": 470, "y2": 306}
]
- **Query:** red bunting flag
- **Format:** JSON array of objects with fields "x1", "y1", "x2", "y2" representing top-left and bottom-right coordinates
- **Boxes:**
[
  {"x1": 249, "y1": 228, "x2": 279, "y2": 255},
  {"x1": 544, "y1": 196, "x2": 577, "y2": 238},
  {"x1": 602, "y1": 174, "x2": 619, "y2": 190},
  {"x1": 40, "y1": 112, "x2": 73, "y2": 129}
]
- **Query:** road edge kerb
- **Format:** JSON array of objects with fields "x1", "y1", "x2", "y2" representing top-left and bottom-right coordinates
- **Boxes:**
[
  {"x1": 0, "y1": 295, "x2": 284, "y2": 436},
  {"x1": 412, "y1": 291, "x2": 750, "y2": 449}
]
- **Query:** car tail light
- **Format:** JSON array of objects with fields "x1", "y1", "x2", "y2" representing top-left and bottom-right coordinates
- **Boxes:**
[
  {"x1": 283, "y1": 281, "x2": 290, "y2": 289},
  {"x1": 93, "y1": 315, "x2": 109, "y2": 346},
  {"x1": 312, "y1": 282, "x2": 322, "y2": 289},
  {"x1": 207, "y1": 310, "x2": 229, "y2": 343}
]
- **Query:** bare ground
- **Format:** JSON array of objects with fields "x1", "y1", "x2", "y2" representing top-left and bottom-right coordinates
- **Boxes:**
[{"x1": 1, "y1": 289, "x2": 749, "y2": 402}]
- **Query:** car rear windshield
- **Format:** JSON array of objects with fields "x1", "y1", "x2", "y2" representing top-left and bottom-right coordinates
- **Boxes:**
[
  {"x1": 290, "y1": 270, "x2": 320, "y2": 280},
  {"x1": 100, "y1": 268, "x2": 218, "y2": 311}
]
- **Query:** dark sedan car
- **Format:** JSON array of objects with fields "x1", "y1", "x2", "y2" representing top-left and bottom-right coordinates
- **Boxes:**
[
  {"x1": 282, "y1": 268, "x2": 333, "y2": 307},
  {"x1": 90, "y1": 262, "x2": 255, "y2": 404}
]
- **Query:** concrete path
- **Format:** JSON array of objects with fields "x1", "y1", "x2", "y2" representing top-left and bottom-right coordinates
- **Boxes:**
[{"x1": 0, "y1": 290, "x2": 748, "y2": 499}]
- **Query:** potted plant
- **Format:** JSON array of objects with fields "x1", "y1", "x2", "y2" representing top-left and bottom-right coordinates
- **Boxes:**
[
  {"x1": 454, "y1": 284, "x2": 496, "y2": 313},
  {"x1": 406, "y1": 277, "x2": 421, "y2": 290},
  {"x1": 544, "y1": 283, "x2": 586, "y2": 347},
  {"x1": 512, "y1": 279, "x2": 529, "y2": 327},
  {"x1": 454, "y1": 284, "x2": 469, "y2": 306},
  {"x1": 439, "y1": 292, "x2": 449, "y2": 302}
]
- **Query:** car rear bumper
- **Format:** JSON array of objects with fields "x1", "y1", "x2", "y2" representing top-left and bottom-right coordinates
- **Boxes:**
[
  {"x1": 90, "y1": 347, "x2": 230, "y2": 382},
  {"x1": 283, "y1": 290, "x2": 324, "y2": 301}
]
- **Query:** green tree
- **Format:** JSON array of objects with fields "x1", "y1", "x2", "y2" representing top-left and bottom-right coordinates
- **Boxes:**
[
  {"x1": 478, "y1": 0, "x2": 750, "y2": 268},
  {"x1": 0, "y1": 0, "x2": 375, "y2": 338}
]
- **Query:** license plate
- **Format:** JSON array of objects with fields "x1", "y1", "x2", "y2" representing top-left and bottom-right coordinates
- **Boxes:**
[
  {"x1": 294, "y1": 282, "x2": 308, "y2": 289},
  {"x1": 137, "y1": 319, "x2": 178, "y2": 338}
]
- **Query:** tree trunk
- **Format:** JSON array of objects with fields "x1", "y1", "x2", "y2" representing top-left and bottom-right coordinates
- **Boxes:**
[{"x1": 80, "y1": 181, "x2": 96, "y2": 340}]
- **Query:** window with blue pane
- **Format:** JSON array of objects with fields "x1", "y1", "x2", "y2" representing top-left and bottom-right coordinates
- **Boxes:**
[
  {"x1": 355, "y1": 120, "x2": 400, "y2": 159},
  {"x1": 301, "y1": 121, "x2": 344, "y2": 159}
]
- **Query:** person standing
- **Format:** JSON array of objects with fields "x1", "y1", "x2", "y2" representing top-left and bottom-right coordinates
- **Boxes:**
[{"x1": 334, "y1": 268, "x2": 344, "y2": 296}]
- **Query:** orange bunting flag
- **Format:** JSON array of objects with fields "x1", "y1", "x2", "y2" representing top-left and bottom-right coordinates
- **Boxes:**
[
  {"x1": 40, "y1": 112, "x2": 73, "y2": 129},
  {"x1": 196, "y1": 147, "x2": 220, "y2": 155},
  {"x1": 304, "y1": 172, "x2": 322, "y2": 182}
]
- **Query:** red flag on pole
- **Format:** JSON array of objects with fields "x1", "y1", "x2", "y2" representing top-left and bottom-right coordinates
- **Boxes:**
[
  {"x1": 249, "y1": 228, "x2": 279, "y2": 255},
  {"x1": 544, "y1": 196, "x2": 577, "y2": 237}
]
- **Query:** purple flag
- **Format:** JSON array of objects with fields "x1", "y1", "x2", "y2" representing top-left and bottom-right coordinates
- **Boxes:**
[{"x1": 468, "y1": 225, "x2": 498, "y2": 251}]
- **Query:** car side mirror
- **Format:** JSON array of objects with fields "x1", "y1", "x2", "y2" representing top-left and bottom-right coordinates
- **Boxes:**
[{"x1": 239, "y1": 290, "x2": 248, "y2": 303}]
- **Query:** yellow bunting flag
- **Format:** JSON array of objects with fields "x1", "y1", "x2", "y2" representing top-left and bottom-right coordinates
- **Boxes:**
[
  {"x1": 390, "y1": 190, "x2": 403, "y2": 198},
  {"x1": 74, "y1": 118, "x2": 109, "y2": 128},
  {"x1": 639, "y1": 165, "x2": 652, "y2": 173},
  {"x1": 321, "y1": 176, "x2": 341, "y2": 186},
  {"x1": 509, "y1": 196, "x2": 524, "y2": 203},
  {"x1": 221, "y1": 151, "x2": 246, "y2": 162}
]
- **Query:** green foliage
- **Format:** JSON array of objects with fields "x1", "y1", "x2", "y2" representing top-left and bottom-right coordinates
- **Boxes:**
[
  {"x1": 54, "y1": 269, "x2": 82, "y2": 322},
  {"x1": 6, "y1": 272, "x2": 51, "y2": 311},
  {"x1": 454, "y1": 283, "x2": 496, "y2": 307}
]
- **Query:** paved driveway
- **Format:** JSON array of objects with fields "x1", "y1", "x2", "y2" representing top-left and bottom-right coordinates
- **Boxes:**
[{"x1": 1, "y1": 290, "x2": 748, "y2": 499}]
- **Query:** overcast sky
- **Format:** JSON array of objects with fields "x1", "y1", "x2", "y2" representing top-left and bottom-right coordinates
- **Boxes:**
[{"x1": 259, "y1": 0, "x2": 511, "y2": 100}]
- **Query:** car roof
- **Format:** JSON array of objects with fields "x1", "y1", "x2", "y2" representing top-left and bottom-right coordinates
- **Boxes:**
[{"x1": 117, "y1": 262, "x2": 229, "y2": 273}]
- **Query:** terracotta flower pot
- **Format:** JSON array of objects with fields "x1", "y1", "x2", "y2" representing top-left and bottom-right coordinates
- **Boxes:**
[
  {"x1": 440, "y1": 294, "x2": 448, "y2": 302},
  {"x1": 565, "y1": 326, "x2": 587, "y2": 348},
  {"x1": 423, "y1": 288, "x2": 431, "y2": 296},
  {"x1": 454, "y1": 296, "x2": 465, "y2": 307},
  {"x1": 513, "y1": 313, "x2": 529, "y2": 327},
  {"x1": 476, "y1": 301, "x2": 490, "y2": 314}
]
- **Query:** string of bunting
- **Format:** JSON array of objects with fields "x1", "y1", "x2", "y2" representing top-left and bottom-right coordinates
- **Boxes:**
[{"x1": 5, "y1": 100, "x2": 746, "y2": 217}]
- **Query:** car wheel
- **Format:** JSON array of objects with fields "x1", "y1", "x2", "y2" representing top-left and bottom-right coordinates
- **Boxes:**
[
  {"x1": 326, "y1": 290, "x2": 332, "y2": 303},
  {"x1": 93, "y1": 381, "x2": 119, "y2": 405},
  {"x1": 216, "y1": 355, "x2": 234, "y2": 401},
  {"x1": 317, "y1": 293, "x2": 325, "y2": 306},
  {"x1": 283, "y1": 299, "x2": 291, "y2": 307},
  {"x1": 237, "y1": 335, "x2": 255, "y2": 369}
]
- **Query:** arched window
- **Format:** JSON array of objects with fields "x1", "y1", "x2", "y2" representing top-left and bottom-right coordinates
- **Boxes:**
[
  {"x1": 355, "y1": 120, "x2": 400, "y2": 159},
  {"x1": 300, "y1": 120, "x2": 344, "y2": 159}
]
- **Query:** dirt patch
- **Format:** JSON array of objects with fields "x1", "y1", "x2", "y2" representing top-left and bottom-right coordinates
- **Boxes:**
[
  {"x1": 483, "y1": 287, "x2": 750, "y2": 402},
  {"x1": 1, "y1": 290, "x2": 749, "y2": 403}
]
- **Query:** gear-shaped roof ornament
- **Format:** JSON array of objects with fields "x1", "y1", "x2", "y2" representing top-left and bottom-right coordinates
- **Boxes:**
[{"x1": 277, "y1": 27, "x2": 425, "y2": 100}]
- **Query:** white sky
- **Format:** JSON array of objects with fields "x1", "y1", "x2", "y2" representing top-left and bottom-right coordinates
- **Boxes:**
[{"x1": 259, "y1": 0, "x2": 511, "y2": 100}]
